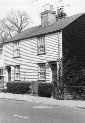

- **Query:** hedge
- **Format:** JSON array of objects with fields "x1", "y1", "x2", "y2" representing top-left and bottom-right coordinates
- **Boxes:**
[
  {"x1": 38, "y1": 83, "x2": 53, "y2": 98},
  {"x1": 6, "y1": 81, "x2": 31, "y2": 94}
]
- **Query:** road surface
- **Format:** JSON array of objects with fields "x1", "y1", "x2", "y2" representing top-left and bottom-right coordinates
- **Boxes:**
[{"x1": 0, "y1": 99, "x2": 85, "y2": 123}]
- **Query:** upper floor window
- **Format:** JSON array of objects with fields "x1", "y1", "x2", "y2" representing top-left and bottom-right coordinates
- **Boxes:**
[
  {"x1": 14, "y1": 65, "x2": 20, "y2": 80},
  {"x1": 37, "y1": 36, "x2": 45, "y2": 54},
  {"x1": 38, "y1": 63, "x2": 46, "y2": 80},
  {"x1": 13, "y1": 42, "x2": 20, "y2": 57}
]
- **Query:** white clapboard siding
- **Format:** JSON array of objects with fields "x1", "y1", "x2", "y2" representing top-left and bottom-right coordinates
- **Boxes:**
[
  {"x1": 4, "y1": 31, "x2": 62, "y2": 83},
  {"x1": 37, "y1": 32, "x2": 62, "y2": 82},
  {"x1": 20, "y1": 39, "x2": 38, "y2": 81},
  {"x1": 45, "y1": 33, "x2": 60, "y2": 61}
]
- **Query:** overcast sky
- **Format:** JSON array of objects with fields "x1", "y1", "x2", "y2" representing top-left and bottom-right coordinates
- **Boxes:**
[{"x1": 0, "y1": 0, "x2": 85, "y2": 27}]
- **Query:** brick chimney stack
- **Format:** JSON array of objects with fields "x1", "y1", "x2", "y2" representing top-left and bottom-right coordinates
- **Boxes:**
[{"x1": 41, "y1": 5, "x2": 56, "y2": 27}]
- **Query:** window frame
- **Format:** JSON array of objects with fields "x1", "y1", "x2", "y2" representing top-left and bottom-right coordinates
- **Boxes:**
[
  {"x1": 13, "y1": 42, "x2": 20, "y2": 58},
  {"x1": 38, "y1": 63, "x2": 46, "y2": 81},
  {"x1": 14, "y1": 65, "x2": 20, "y2": 80},
  {"x1": 37, "y1": 35, "x2": 45, "y2": 55}
]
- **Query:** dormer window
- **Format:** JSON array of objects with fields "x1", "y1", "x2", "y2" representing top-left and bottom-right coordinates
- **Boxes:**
[
  {"x1": 13, "y1": 42, "x2": 20, "y2": 57},
  {"x1": 37, "y1": 36, "x2": 45, "y2": 54}
]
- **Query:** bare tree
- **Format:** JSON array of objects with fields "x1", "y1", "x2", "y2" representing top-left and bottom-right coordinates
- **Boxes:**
[
  {"x1": 0, "y1": 34, "x2": 8, "y2": 43},
  {"x1": 0, "y1": 10, "x2": 30, "y2": 42}
]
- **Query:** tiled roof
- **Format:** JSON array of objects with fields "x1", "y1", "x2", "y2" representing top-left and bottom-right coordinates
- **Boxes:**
[{"x1": 5, "y1": 13, "x2": 84, "y2": 43}]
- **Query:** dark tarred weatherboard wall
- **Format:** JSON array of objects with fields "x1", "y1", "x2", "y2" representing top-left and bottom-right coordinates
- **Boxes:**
[{"x1": 62, "y1": 14, "x2": 85, "y2": 70}]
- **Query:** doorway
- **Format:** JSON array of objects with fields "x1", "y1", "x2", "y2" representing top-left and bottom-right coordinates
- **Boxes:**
[
  {"x1": 51, "y1": 64, "x2": 57, "y2": 82},
  {"x1": 7, "y1": 67, "x2": 11, "y2": 82}
]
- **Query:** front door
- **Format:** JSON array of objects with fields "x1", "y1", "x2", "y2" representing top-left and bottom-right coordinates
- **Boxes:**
[
  {"x1": 7, "y1": 67, "x2": 11, "y2": 82},
  {"x1": 51, "y1": 64, "x2": 57, "y2": 82}
]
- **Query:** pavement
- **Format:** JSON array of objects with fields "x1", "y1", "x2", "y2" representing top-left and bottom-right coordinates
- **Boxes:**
[{"x1": 0, "y1": 92, "x2": 85, "y2": 109}]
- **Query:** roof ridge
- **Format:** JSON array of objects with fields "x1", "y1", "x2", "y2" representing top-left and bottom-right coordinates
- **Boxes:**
[{"x1": 4, "y1": 12, "x2": 85, "y2": 43}]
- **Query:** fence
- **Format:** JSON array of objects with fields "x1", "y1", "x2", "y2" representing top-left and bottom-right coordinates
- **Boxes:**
[{"x1": 53, "y1": 86, "x2": 85, "y2": 100}]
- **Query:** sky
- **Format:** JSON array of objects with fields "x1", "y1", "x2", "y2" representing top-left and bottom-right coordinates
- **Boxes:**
[{"x1": 0, "y1": 0, "x2": 85, "y2": 27}]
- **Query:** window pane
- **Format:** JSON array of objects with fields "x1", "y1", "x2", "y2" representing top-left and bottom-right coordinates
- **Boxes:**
[
  {"x1": 15, "y1": 73, "x2": 20, "y2": 80},
  {"x1": 14, "y1": 49, "x2": 20, "y2": 57},
  {"x1": 17, "y1": 42, "x2": 19, "y2": 49},
  {"x1": 14, "y1": 42, "x2": 20, "y2": 57},
  {"x1": 14, "y1": 50, "x2": 17, "y2": 57},
  {"x1": 16, "y1": 49, "x2": 20, "y2": 56},
  {"x1": 40, "y1": 65, "x2": 45, "y2": 71},
  {"x1": 15, "y1": 65, "x2": 20, "y2": 80},
  {"x1": 15, "y1": 66, "x2": 20, "y2": 73},
  {"x1": 39, "y1": 64, "x2": 45, "y2": 80},
  {"x1": 38, "y1": 36, "x2": 45, "y2": 54},
  {"x1": 40, "y1": 73, "x2": 45, "y2": 79},
  {"x1": 14, "y1": 43, "x2": 17, "y2": 50},
  {"x1": 14, "y1": 42, "x2": 19, "y2": 49}
]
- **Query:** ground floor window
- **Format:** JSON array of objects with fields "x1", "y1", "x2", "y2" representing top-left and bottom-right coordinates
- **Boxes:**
[
  {"x1": 14, "y1": 65, "x2": 20, "y2": 80},
  {"x1": 0, "y1": 69, "x2": 3, "y2": 76},
  {"x1": 38, "y1": 63, "x2": 46, "y2": 80}
]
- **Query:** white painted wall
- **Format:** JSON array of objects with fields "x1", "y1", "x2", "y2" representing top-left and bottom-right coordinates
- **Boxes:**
[
  {"x1": 3, "y1": 31, "x2": 62, "y2": 83},
  {"x1": 0, "y1": 48, "x2": 4, "y2": 68}
]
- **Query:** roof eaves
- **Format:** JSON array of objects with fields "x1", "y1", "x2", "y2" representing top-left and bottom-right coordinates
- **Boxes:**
[{"x1": 3, "y1": 12, "x2": 85, "y2": 44}]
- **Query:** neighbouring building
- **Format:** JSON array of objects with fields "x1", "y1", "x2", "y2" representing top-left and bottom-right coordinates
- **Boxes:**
[
  {"x1": 3, "y1": 6, "x2": 85, "y2": 86},
  {"x1": 0, "y1": 43, "x2": 4, "y2": 87}
]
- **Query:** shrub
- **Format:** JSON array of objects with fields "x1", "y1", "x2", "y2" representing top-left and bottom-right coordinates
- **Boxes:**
[
  {"x1": 38, "y1": 83, "x2": 53, "y2": 98},
  {"x1": 6, "y1": 81, "x2": 31, "y2": 94}
]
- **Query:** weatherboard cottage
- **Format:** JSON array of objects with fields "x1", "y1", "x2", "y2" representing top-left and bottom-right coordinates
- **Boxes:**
[{"x1": 3, "y1": 8, "x2": 85, "y2": 86}]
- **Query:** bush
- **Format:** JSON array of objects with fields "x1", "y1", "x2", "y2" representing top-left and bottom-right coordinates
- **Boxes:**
[
  {"x1": 6, "y1": 81, "x2": 31, "y2": 94},
  {"x1": 38, "y1": 83, "x2": 53, "y2": 98}
]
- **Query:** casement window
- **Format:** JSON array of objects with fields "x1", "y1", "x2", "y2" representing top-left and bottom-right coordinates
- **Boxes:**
[
  {"x1": 37, "y1": 36, "x2": 45, "y2": 54},
  {"x1": 0, "y1": 69, "x2": 3, "y2": 76},
  {"x1": 38, "y1": 64, "x2": 46, "y2": 80},
  {"x1": 0, "y1": 49, "x2": 2, "y2": 58},
  {"x1": 14, "y1": 65, "x2": 20, "y2": 80},
  {"x1": 14, "y1": 42, "x2": 20, "y2": 57}
]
